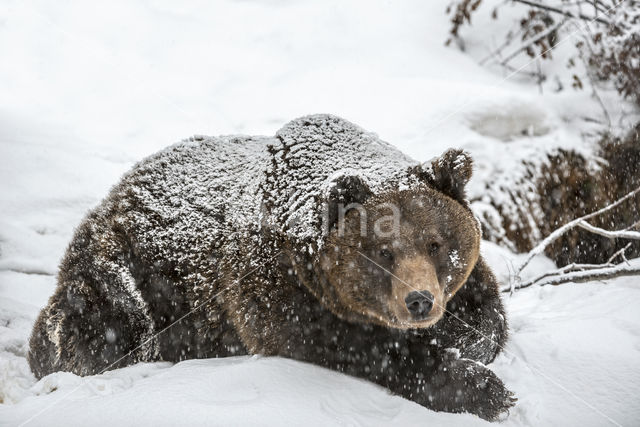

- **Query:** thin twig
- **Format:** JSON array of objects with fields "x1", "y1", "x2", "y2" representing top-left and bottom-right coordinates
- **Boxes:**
[
  {"x1": 536, "y1": 57, "x2": 544, "y2": 94},
  {"x1": 502, "y1": 62, "x2": 548, "y2": 79},
  {"x1": 499, "y1": 19, "x2": 567, "y2": 66},
  {"x1": 573, "y1": 19, "x2": 612, "y2": 127},
  {"x1": 607, "y1": 243, "x2": 632, "y2": 264},
  {"x1": 512, "y1": 0, "x2": 610, "y2": 25},
  {"x1": 479, "y1": 29, "x2": 524, "y2": 65},
  {"x1": 624, "y1": 220, "x2": 640, "y2": 231}
]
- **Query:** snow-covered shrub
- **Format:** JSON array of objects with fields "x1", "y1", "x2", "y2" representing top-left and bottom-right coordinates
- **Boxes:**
[
  {"x1": 588, "y1": 6, "x2": 640, "y2": 106},
  {"x1": 446, "y1": 0, "x2": 640, "y2": 105},
  {"x1": 475, "y1": 124, "x2": 640, "y2": 265}
]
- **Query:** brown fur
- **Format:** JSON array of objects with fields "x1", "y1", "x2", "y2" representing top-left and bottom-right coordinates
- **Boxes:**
[
  {"x1": 320, "y1": 186, "x2": 481, "y2": 330},
  {"x1": 28, "y1": 116, "x2": 512, "y2": 420}
]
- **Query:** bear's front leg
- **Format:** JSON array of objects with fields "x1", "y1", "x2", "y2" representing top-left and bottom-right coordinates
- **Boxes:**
[
  {"x1": 240, "y1": 297, "x2": 515, "y2": 421},
  {"x1": 229, "y1": 253, "x2": 514, "y2": 420},
  {"x1": 382, "y1": 345, "x2": 516, "y2": 421},
  {"x1": 285, "y1": 324, "x2": 516, "y2": 421},
  {"x1": 428, "y1": 257, "x2": 509, "y2": 365}
]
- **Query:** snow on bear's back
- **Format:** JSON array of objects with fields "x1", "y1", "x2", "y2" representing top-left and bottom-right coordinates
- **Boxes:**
[
  {"x1": 97, "y1": 134, "x2": 274, "y2": 273},
  {"x1": 95, "y1": 114, "x2": 420, "y2": 265},
  {"x1": 263, "y1": 114, "x2": 420, "y2": 246}
]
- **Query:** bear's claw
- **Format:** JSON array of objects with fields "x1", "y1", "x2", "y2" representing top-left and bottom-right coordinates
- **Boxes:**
[
  {"x1": 475, "y1": 376, "x2": 517, "y2": 421},
  {"x1": 441, "y1": 358, "x2": 517, "y2": 422}
]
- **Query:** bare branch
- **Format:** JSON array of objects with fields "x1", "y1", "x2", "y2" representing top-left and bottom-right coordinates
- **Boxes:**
[
  {"x1": 515, "y1": 185, "x2": 640, "y2": 277},
  {"x1": 607, "y1": 243, "x2": 632, "y2": 264},
  {"x1": 479, "y1": 29, "x2": 523, "y2": 66},
  {"x1": 573, "y1": 19, "x2": 612, "y2": 127},
  {"x1": 507, "y1": 261, "x2": 613, "y2": 292},
  {"x1": 624, "y1": 220, "x2": 640, "y2": 231},
  {"x1": 577, "y1": 220, "x2": 640, "y2": 240},
  {"x1": 502, "y1": 62, "x2": 548, "y2": 79},
  {"x1": 511, "y1": 0, "x2": 610, "y2": 25},
  {"x1": 499, "y1": 18, "x2": 567, "y2": 66},
  {"x1": 506, "y1": 262, "x2": 640, "y2": 291}
]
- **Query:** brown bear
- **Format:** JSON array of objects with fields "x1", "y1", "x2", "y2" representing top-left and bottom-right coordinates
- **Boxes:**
[{"x1": 28, "y1": 114, "x2": 515, "y2": 420}]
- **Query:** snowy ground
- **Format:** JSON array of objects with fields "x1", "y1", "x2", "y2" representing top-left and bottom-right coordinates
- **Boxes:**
[{"x1": 1, "y1": 0, "x2": 639, "y2": 426}]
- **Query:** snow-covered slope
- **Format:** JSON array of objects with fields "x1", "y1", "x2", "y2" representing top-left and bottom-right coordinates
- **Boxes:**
[{"x1": 1, "y1": 0, "x2": 639, "y2": 425}]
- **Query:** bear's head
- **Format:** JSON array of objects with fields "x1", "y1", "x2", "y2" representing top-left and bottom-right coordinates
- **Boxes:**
[{"x1": 318, "y1": 149, "x2": 480, "y2": 329}]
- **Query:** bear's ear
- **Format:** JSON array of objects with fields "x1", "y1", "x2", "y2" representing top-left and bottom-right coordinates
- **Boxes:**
[
  {"x1": 417, "y1": 149, "x2": 473, "y2": 203},
  {"x1": 324, "y1": 174, "x2": 373, "y2": 231}
]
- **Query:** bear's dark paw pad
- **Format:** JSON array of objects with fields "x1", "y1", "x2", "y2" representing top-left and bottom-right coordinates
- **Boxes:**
[
  {"x1": 448, "y1": 359, "x2": 516, "y2": 421},
  {"x1": 473, "y1": 375, "x2": 517, "y2": 422}
]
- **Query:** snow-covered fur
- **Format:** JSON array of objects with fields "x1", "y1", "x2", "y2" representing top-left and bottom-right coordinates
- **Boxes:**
[
  {"x1": 28, "y1": 114, "x2": 513, "y2": 420},
  {"x1": 263, "y1": 115, "x2": 420, "y2": 246}
]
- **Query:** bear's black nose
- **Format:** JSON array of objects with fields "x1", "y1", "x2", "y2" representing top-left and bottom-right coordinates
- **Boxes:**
[{"x1": 405, "y1": 291, "x2": 434, "y2": 319}]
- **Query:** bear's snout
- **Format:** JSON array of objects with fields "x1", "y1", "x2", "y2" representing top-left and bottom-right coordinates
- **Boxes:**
[{"x1": 404, "y1": 291, "x2": 434, "y2": 319}]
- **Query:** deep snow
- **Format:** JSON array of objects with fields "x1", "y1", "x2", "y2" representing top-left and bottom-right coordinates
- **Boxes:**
[{"x1": 1, "y1": 0, "x2": 639, "y2": 426}]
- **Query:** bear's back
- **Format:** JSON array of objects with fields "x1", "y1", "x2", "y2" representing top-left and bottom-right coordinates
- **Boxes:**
[
  {"x1": 76, "y1": 114, "x2": 419, "y2": 279},
  {"x1": 95, "y1": 134, "x2": 274, "y2": 279}
]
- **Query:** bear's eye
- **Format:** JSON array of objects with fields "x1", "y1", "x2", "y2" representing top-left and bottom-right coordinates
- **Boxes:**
[
  {"x1": 429, "y1": 242, "x2": 440, "y2": 256},
  {"x1": 379, "y1": 248, "x2": 394, "y2": 261}
]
